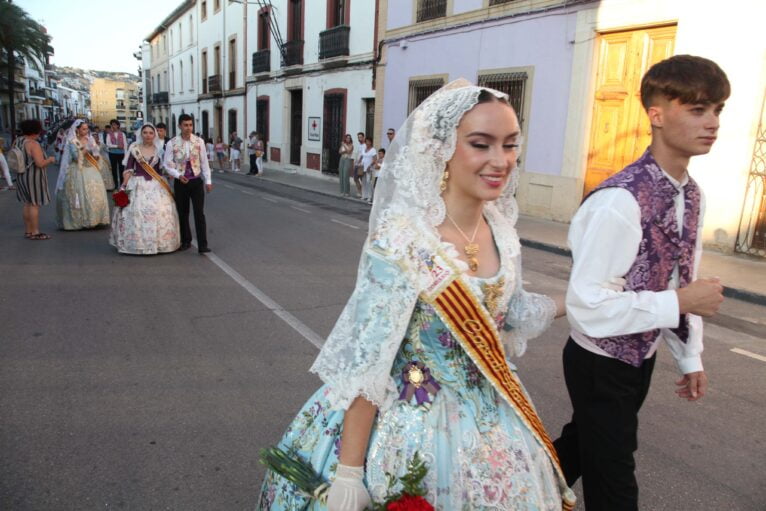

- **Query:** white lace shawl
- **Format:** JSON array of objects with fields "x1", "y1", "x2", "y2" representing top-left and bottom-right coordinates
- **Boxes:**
[{"x1": 310, "y1": 79, "x2": 556, "y2": 411}]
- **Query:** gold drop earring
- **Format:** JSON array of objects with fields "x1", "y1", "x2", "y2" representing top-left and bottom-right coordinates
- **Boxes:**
[{"x1": 440, "y1": 170, "x2": 450, "y2": 193}]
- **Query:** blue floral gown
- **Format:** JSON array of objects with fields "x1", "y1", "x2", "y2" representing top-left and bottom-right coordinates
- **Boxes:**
[
  {"x1": 56, "y1": 141, "x2": 110, "y2": 230},
  {"x1": 258, "y1": 210, "x2": 574, "y2": 510}
]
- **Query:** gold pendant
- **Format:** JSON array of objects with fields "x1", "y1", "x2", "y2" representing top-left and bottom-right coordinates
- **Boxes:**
[
  {"x1": 465, "y1": 243, "x2": 479, "y2": 272},
  {"x1": 407, "y1": 366, "x2": 425, "y2": 388}
]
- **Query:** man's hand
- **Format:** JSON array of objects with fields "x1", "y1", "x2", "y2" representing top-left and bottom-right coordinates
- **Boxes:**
[
  {"x1": 675, "y1": 371, "x2": 707, "y2": 401},
  {"x1": 677, "y1": 278, "x2": 723, "y2": 317},
  {"x1": 205, "y1": 184, "x2": 213, "y2": 193},
  {"x1": 179, "y1": 176, "x2": 189, "y2": 184}
]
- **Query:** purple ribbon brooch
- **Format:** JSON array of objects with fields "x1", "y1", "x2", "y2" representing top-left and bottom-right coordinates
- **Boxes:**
[{"x1": 399, "y1": 361, "x2": 441, "y2": 406}]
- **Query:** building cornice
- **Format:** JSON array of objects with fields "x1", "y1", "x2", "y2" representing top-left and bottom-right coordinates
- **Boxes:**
[{"x1": 145, "y1": 0, "x2": 196, "y2": 42}]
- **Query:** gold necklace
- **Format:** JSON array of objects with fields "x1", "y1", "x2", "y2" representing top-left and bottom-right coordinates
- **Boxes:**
[{"x1": 445, "y1": 212, "x2": 482, "y2": 272}]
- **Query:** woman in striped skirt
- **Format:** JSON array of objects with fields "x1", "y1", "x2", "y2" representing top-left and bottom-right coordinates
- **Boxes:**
[{"x1": 15, "y1": 119, "x2": 56, "y2": 240}]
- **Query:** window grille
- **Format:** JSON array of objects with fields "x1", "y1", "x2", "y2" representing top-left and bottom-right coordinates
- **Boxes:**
[
  {"x1": 416, "y1": 0, "x2": 447, "y2": 23},
  {"x1": 408, "y1": 78, "x2": 445, "y2": 114},
  {"x1": 478, "y1": 71, "x2": 528, "y2": 129}
]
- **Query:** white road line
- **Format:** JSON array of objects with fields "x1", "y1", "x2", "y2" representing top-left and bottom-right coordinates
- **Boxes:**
[
  {"x1": 194, "y1": 243, "x2": 325, "y2": 349},
  {"x1": 241, "y1": 190, "x2": 255, "y2": 196},
  {"x1": 262, "y1": 196, "x2": 279, "y2": 203},
  {"x1": 291, "y1": 206, "x2": 311, "y2": 214},
  {"x1": 331, "y1": 218, "x2": 360, "y2": 230},
  {"x1": 731, "y1": 348, "x2": 766, "y2": 363},
  {"x1": 224, "y1": 184, "x2": 235, "y2": 189}
]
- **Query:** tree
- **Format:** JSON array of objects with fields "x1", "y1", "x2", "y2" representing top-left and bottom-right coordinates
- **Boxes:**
[{"x1": 0, "y1": 0, "x2": 52, "y2": 136}]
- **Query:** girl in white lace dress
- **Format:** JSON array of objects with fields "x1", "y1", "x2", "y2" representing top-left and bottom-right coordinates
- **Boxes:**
[{"x1": 258, "y1": 80, "x2": 576, "y2": 511}]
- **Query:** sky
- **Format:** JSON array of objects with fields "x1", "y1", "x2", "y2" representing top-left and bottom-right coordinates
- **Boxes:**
[{"x1": 17, "y1": 0, "x2": 176, "y2": 74}]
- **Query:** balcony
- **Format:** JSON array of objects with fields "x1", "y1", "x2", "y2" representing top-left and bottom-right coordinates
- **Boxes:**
[
  {"x1": 281, "y1": 40, "x2": 304, "y2": 67},
  {"x1": 152, "y1": 91, "x2": 169, "y2": 104},
  {"x1": 252, "y1": 49, "x2": 270, "y2": 74},
  {"x1": 319, "y1": 25, "x2": 350, "y2": 60},
  {"x1": 208, "y1": 74, "x2": 222, "y2": 94}
]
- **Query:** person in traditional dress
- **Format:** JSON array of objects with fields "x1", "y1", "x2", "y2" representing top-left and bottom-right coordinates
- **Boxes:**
[
  {"x1": 163, "y1": 114, "x2": 213, "y2": 253},
  {"x1": 109, "y1": 123, "x2": 180, "y2": 255},
  {"x1": 91, "y1": 125, "x2": 115, "y2": 190},
  {"x1": 258, "y1": 80, "x2": 579, "y2": 511},
  {"x1": 55, "y1": 120, "x2": 110, "y2": 230},
  {"x1": 553, "y1": 55, "x2": 729, "y2": 511}
]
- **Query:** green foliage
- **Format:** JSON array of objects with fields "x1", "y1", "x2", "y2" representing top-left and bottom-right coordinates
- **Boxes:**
[
  {"x1": 0, "y1": 0, "x2": 52, "y2": 71},
  {"x1": 369, "y1": 452, "x2": 430, "y2": 510}
]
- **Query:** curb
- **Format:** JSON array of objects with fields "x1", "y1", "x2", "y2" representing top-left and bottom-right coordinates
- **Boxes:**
[{"x1": 223, "y1": 170, "x2": 766, "y2": 307}]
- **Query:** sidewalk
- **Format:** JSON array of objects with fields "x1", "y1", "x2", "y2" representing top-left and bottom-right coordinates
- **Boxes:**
[{"x1": 224, "y1": 162, "x2": 766, "y2": 305}]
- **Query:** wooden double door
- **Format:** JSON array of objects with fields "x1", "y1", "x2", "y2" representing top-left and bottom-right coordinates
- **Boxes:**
[{"x1": 584, "y1": 25, "x2": 676, "y2": 195}]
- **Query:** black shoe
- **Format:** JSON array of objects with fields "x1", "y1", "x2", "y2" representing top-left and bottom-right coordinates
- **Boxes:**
[
  {"x1": 179, "y1": 243, "x2": 191, "y2": 251},
  {"x1": 198, "y1": 247, "x2": 211, "y2": 254}
]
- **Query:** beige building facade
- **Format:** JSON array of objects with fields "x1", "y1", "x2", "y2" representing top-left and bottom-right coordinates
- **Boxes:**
[{"x1": 90, "y1": 78, "x2": 141, "y2": 128}]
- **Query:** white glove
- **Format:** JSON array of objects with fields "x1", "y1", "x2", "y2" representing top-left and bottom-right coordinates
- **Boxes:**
[{"x1": 326, "y1": 464, "x2": 371, "y2": 511}]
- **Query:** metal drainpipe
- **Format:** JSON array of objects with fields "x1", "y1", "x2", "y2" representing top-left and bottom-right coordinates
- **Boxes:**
[{"x1": 243, "y1": 1, "x2": 248, "y2": 137}]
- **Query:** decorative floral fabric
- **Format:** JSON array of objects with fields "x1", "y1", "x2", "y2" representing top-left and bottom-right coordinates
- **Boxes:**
[
  {"x1": 109, "y1": 154, "x2": 180, "y2": 255},
  {"x1": 257, "y1": 213, "x2": 570, "y2": 510},
  {"x1": 583, "y1": 149, "x2": 700, "y2": 366},
  {"x1": 56, "y1": 141, "x2": 110, "y2": 230}
]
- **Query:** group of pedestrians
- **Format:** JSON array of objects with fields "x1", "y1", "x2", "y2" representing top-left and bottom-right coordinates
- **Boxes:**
[
  {"x1": 8, "y1": 115, "x2": 213, "y2": 255},
  {"x1": 205, "y1": 131, "x2": 264, "y2": 175},
  {"x1": 338, "y1": 131, "x2": 389, "y2": 203}
]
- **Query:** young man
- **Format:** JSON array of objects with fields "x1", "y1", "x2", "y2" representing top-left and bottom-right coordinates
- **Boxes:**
[
  {"x1": 155, "y1": 122, "x2": 170, "y2": 150},
  {"x1": 106, "y1": 119, "x2": 127, "y2": 187},
  {"x1": 163, "y1": 114, "x2": 213, "y2": 254},
  {"x1": 554, "y1": 55, "x2": 730, "y2": 510}
]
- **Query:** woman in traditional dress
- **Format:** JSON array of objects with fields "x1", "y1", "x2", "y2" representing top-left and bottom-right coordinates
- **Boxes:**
[
  {"x1": 91, "y1": 125, "x2": 115, "y2": 190},
  {"x1": 55, "y1": 120, "x2": 110, "y2": 230},
  {"x1": 258, "y1": 80, "x2": 577, "y2": 510},
  {"x1": 109, "y1": 123, "x2": 180, "y2": 255}
]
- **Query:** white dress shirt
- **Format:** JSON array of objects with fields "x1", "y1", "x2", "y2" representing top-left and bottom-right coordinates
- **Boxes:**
[
  {"x1": 162, "y1": 136, "x2": 212, "y2": 185},
  {"x1": 105, "y1": 130, "x2": 128, "y2": 152},
  {"x1": 566, "y1": 171, "x2": 705, "y2": 374}
]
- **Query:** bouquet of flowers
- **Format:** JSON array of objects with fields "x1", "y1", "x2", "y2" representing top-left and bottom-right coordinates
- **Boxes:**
[
  {"x1": 260, "y1": 447, "x2": 433, "y2": 510},
  {"x1": 112, "y1": 188, "x2": 130, "y2": 208}
]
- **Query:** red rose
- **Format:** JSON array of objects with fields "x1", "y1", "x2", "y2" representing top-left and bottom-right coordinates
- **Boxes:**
[
  {"x1": 386, "y1": 494, "x2": 434, "y2": 511},
  {"x1": 112, "y1": 190, "x2": 130, "y2": 208}
]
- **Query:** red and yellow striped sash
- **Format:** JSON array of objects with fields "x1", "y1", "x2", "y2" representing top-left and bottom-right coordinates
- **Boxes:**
[
  {"x1": 136, "y1": 156, "x2": 173, "y2": 198},
  {"x1": 429, "y1": 277, "x2": 574, "y2": 510},
  {"x1": 83, "y1": 152, "x2": 101, "y2": 169}
]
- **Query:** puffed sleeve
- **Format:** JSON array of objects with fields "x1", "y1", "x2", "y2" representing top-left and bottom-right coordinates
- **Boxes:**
[
  {"x1": 310, "y1": 246, "x2": 419, "y2": 412},
  {"x1": 502, "y1": 253, "x2": 557, "y2": 357}
]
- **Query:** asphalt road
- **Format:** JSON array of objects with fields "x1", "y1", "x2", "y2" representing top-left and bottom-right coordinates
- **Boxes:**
[{"x1": 1, "y1": 171, "x2": 764, "y2": 510}]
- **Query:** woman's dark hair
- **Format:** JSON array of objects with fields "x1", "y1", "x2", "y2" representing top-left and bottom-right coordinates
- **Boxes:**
[
  {"x1": 20, "y1": 119, "x2": 43, "y2": 135},
  {"x1": 365, "y1": 136, "x2": 373, "y2": 144},
  {"x1": 344, "y1": 133, "x2": 352, "y2": 142},
  {"x1": 477, "y1": 89, "x2": 512, "y2": 108}
]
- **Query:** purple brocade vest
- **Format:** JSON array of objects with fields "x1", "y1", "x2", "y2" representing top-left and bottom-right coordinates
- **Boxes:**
[{"x1": 582, "y1": 150, "x2": 701, "y2": 367}]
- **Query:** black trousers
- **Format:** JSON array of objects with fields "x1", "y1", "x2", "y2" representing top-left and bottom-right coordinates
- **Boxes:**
[
  {"x1": 173, "y1": 178, "x2": 208, "y2": 249},
  {"x1": 248, "y1": 154, "x2": 259, "y2": 174},
  {"x1": 553, "y1": 338, "x2": 655, "y2": 511},
  {"x1": 109, "y1": 152, "x2": 124, "y2": 187}
]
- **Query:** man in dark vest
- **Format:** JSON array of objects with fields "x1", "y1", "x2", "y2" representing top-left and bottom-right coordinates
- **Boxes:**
[{"x1": 554, "y1": 55, "x2": 730, "y2": 510}]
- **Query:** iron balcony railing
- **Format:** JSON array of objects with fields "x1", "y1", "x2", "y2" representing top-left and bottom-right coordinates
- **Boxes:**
[
  {"x1": 319, "y1": 25, "x2": 350, "y2": 60},
  {"x1": 152, "y1": 91, "x2": 169, "y2": 104},
  {"x1": 208, "y1": 74, "x2": 222, "y2": 93},
  {"x1": 252, "y1": 49, "x2": 270, "y2": 73},
  {"x1": 281, "y1": 40, "x2": 304, "y2": 67},
  {"x1": 416, "y1": 0, "x2": 447, "y2": 22}
]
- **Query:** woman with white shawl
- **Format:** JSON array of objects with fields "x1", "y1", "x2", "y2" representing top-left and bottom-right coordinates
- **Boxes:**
[
  {"x1": 109, "y1": 123, "x2": 180, "y2": 255},
  {"x1": 55, "y1": 119, "x2": 110, "y2": 230},
  {"x1": 258, "y1": 80, "x2": 577, "y2": 510}
]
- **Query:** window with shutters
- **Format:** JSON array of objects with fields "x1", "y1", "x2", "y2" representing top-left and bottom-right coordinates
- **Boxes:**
[{"x1": 407, "y1": 76, "x2": 446, "y2": 114}]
